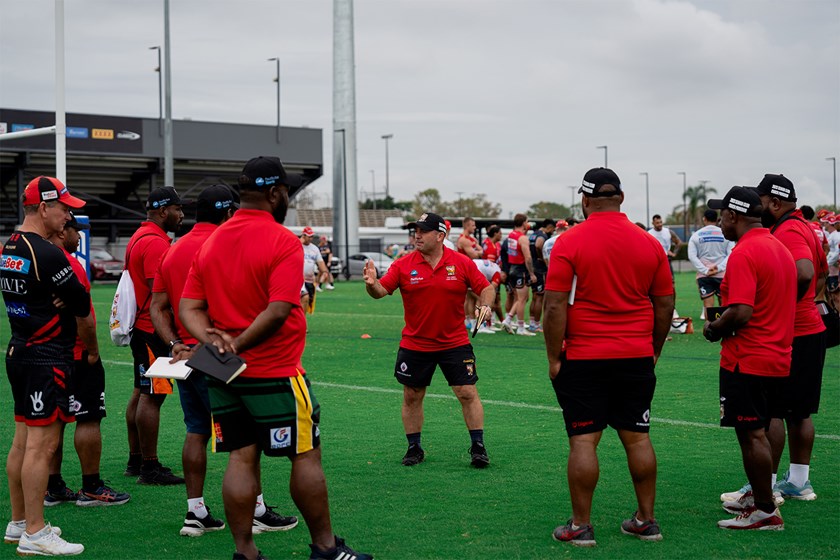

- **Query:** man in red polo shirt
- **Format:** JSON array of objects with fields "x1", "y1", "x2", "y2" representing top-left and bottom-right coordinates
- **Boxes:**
[
  {"x1": 364, "y1": 212, "x2": 495, "y2": 468},
  {"x1": 543, "y1": 168, "x2": 674, "y2": 547},
  {"x1": 180, "y1": 156, "x2": 371, "y2": 560},
  {"x1": 123, "y1": 187, "x2": 185, "y2": 485},
  {"x1": 44, "y1": 214, "x2": 130, "y2": 508},
  {"x1": 745, "y1": 175, "x2": 825, "y2": 501},
  {"x1": 705, "y1": 186, "x2": 796, "y2": 530}
]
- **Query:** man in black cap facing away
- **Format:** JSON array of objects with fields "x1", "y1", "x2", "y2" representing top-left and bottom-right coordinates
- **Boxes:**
[
  {"x1": 705, "y1": 186, "x2": 796, "y2": 530},
  {"x1": 124, "y1": 186, "x2": 186, "y2": 485}
]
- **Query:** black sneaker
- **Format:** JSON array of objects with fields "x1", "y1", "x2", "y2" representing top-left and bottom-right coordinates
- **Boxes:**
[
  {"x1": 401, "y1": 444, "x2": 425, "y2": 466},
  {"x1": 553, "y1": 519, "x2": 596, "y2": 547},
  {"x1": 44, "y1": 486, "x2": 78, "y2": 507},
  {"x1": 620, "y1": 512, "x2": 662, "y2": 541},
  {"x1": 232, "y1": 551, "x2": 267, "y2": 560},
  {"x1": 181, "y1": 509, "x2": 226, "y2": 537},
  {"x1": 124, "y1": 464, "x2": 141, "y2": 477},
  {"x1": 76, "y1": 483, "x2": 130, "y2": 507},
  {"x1": 137, "y1": 464, "x2": 185, "y2": 485},
  {"x1": 309, "y1": 536, "x2": 372, "y2": 560},
  {"x1": 253, "y1": 506, "x2": 298, "y2": 533},
  {"x1": 469, "y1": 441, "x2": 490, "y2": 468}
]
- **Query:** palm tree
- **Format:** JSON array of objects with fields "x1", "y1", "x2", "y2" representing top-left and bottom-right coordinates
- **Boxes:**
[{"x1": 683, "y1": 183, "x2": 718, "y2": 228}]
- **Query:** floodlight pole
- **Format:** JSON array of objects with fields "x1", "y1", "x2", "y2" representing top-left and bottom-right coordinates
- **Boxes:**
[
  {"x1": 678, "y1": 171, "x2": 687, "y2": 238},
  {"x1": 268, "y1": 57, "x2": 281, "y2": 143},
  {"x1": 163, "y1": 0, "x2": 174, "y2": 187},
  {"x1": 828, "y1": 157, "x2": 837, "y2": 208},
  {"x1": 55, "y1": 0, "x2": 66, "y2": 182},
  {"x1": 640, "y1": 172, "x2": 649, "y2": 225},
  {"x1": 381, "y1": 133, "x2": 393, "y2": 198},
  {"x1": 150, "y1": 46, "x2": 162, "y2": 137},
  {"x1": 596, "y1": 145, "x2": 608, "y2": 168}
]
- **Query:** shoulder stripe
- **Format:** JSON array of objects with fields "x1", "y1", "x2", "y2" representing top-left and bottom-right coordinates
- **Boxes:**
[{"x1": 19, "y1": 235, "x2": 40, "y2": 281}]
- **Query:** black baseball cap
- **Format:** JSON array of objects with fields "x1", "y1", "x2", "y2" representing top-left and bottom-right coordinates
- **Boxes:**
[
  {"x1": 707, "y1": 186, "x2": 763, "y2": 217},
  {"x1": 146, "y1": 186, "x2": 181, "y2": 211},
  {"x1": 65, "y1": 211, "x2": 90, "y2": 231},
  {"x1": 197, "y1": 184, "x2": 239, "y2": 214},
  {"x1": 579, "y1": 167, "x2": 622, "y2": 197},
  {"x1": 239, "y1": 156, "x2": 304, "y2": 197},
  {"x1": 754, "y1": 173, "x2": 796, "y2": 202},
  {"x1": 407, "y1": 212, "x2": 447, "y2": 233}
]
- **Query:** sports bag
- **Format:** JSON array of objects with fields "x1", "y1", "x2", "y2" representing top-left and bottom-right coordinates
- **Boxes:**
[{"x1": 109, "y1": 234, "x2": 155, "y2": 346}]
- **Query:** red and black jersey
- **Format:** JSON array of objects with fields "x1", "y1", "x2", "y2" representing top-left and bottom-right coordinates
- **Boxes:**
[{"x1": 1, "y1": 231, "x2": 90, "y2": 365}]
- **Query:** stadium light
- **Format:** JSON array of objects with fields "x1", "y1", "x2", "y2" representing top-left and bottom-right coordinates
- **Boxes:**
[
  {"x1": 596, "y1": 145, "x2": 608, "y2": 168},
  {"x1": 828, "y1": 157, "x2": 837, "y2": 208},
  {"x1": 267, "y1": 57, "x2": 281, "y2": 143},
  {"x1": 381, "y1": 134, "x2": 393, "y2": 198},
  {"x1": 149, "y1": 46, "x2": 162, "y2": 136},
  {"x1": 640, "y1": 172, "x2": 649, "y2": 225}
]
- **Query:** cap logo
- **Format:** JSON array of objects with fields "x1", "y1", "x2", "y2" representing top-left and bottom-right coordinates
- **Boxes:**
[
  {"x1": 255, "y1": 177, "x2": 265, "y2": 187},
  {"x1": 419, "y1": 213, "x2": 428, "y2": 222},
  {"x1": 59, "y1": 187, "x2": 68, "y2": 195},
  {"x1": 728, "y1": 198, "x2": 750, "y2": 213},
  {"x1": 215, "y1": 201, "x2": 223, "y2": 209},
  {"x1": 580, "y1": 180, "x2": 595, "y2": 194},
  {"x1": 770, "y1": 186, "x2": 790, "y2": 197},
  {"x1": 41, "y1": 190, "x2": 58, "y2": 201}
]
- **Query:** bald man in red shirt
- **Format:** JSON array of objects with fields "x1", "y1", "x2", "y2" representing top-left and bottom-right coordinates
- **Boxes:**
[{"x1": 364, "y1": 212, "x2": 495, "y2": 468}]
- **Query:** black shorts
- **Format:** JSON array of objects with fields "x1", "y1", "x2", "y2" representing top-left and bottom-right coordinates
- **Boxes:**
[
  {"x1": 131, "y1": 329, "x2": 172, "y2": 395},
  {"x1": 394, "y1": 345, "x2": 478, "y2": 387},
  {"x1": 697, "y1": 276, "x2": 722, "y2": 299},
  {"x1": 506, "y1": 265, "x2": 528, "y2": 290},
  {"x1": 552, "y1": 357, "x2": 656, "y2": 437},
  {"x1": 304, "y1": 282, "x2": 315, "y2": 300},
  {"x1": 6, "y1": 359, "x2": 75, "y2": 426},
  {"x1": 531, "y1": 270, "x2": 546, "y2": 295},
  {"x1": 719, "y1": 367, "x2": 780, "y2": 430},
  {"x1": 768, "y1": 331, "x2": 826, "y2": 420},
  {"x1": 72, "y1": 352, "x2": 106, "y2": 422}
]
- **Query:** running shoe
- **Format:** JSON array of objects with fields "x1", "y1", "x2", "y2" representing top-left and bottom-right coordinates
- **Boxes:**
[
  {"x1": 774, "y1": 471, "x2": 817, "y2": 501},
  {"x1": 476, "y1": 325, "x2": 496, "y2": 334},
  {"x1": 16, "y1": 524, "x2": 83, "y2": 556},
  {"x1": 469, "y1": 442, "x2": 490, "y2": 468},
  {"x1": 501, "y1": 322, "x2": 515, "y2": 334},
  {"x1": 181, "y1": 510, "x2": 226, "y2": 537},
  {"x1": 718, "y1": 507, "x2": 784, "y2": 530},
  {"x1": 325, "y1": 284, "x2": 335, "y2": 290},
  {"x1": 137, "y1": 464, "x2": 185, "y2": 485},
  {"x1": 401, "y1": 444, "x2": 425, "y2": 466},
  {"x1": 516, "y1": 327, "x2": 536, "y2": 336},
  {"x1": 315, "y1": 286, "x2": 323, "y2": 293},
  {"x1": 5, "y1": 521, "x2": 61, "y2": 544},
  {"x1": 253, "y1": 506, "x2": 299, "y2": 533},
  {"x1": 309, "y1": 536, "x2": 373, "y2": 560},
  {"x1": 76, "y1": 483, "x2": 130, "y2": 507},
  {"x1": 44, "y1": 486, "x2": 79, "y2": 507},
  {"x1": 552, "y1": 519, "x2": 596, "y2": 547},
  {"x1": 123, "y1": 464, "x2": 142, "y2": 477},
  {"x1": 620, "y1": 513, "x2": 662, "y2": 541},
  {"x1": 232, "y1": 551, "x2": 267, "y2": 560},
  {"x1": 721, "y1": 482, "x2": 783, "y2": 503},
  {"x1": 722, "y1": 490, "x2": 783, "y2": 514}
]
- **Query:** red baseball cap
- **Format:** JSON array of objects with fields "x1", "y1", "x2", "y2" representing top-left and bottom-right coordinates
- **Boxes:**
[
  {"x1": 827, "y1": 214, "x2": 838, "y2": 225},
  {"x1": 23, "y1": 176, "x2": 85, "y2": 209},
  {"x1": 302, "y1": 226, "x2": 314, "y2": 236}
]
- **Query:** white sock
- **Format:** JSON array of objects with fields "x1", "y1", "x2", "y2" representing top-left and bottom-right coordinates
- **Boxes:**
[
  {"x1": 517, "y1": 320, "x2": 525, "y2": 329},
  {"x1": 254, "y1": 494, "x2": 266, "y2": 517},
  {"x1": 188, "y1": 497, "x2": 208, "y2": 519},
  {"x1": 771, "y1": 473, "x2": 777, "y2": 487},
  {"x1": 788, "y1": 463, "x2": 809, "y2": 487},
  {"x1": 503, "y1": 315, "x2": 512, "y2": 324}
]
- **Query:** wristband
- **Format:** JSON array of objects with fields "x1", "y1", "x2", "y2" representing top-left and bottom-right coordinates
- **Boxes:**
[{"x1": 168, "y1": 339, "x2": 183, "y2": 350}]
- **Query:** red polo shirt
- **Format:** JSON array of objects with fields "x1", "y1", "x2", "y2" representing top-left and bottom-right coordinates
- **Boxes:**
[
  {"x1": 153, "y1": 222, "x2": 219, "y2": 345},
  {"x1": 378, "y1": 247, "x2": 490, "y2": 352},
  {"x1": 772, "y1": 210, "x2": 827, "y2": 337},
  {"x1": 182, "y1": 209, "x2": 306, "y2": 378},
  {"x1": 126, "y1": 222, "x2": 171, "y2": 334},
  {"x1": 545, "y1": 212, "x2": 674, "y2": 360},
  {"x1": 720, "y1": 228, "x2": 796, "y2": 377},
  {"x1": 63, "y1": 248, "x2": 93, "y2": 362}
]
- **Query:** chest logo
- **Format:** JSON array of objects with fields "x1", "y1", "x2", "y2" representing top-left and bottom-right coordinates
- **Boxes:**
[{"x1": 446, "y1": 265, "x2": 456, "y2": 276}]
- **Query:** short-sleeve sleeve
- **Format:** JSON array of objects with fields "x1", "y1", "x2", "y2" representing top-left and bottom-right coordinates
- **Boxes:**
[
  {"x1": 268, "y1": 238, "x2": 305, "y2": 304},
  {"x1": 378, "y1": 259, "x2": 401, "y2": 295},
  {"x1": 545, "y1": 237, "x2": 574, "y2": 292}
]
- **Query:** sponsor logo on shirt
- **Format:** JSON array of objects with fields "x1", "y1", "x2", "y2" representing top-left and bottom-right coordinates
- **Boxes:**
[
  {"x1": 5, "y1": 302, "x2": 29, "y2": 317},
  {"x1": 270, "y1": 427, "x2": 292, "y2": 449},
  {"x1": 409, "y1": 275, "x2": 424, "y2": 285},
  {"x1": 1, "y1": 255, "x2": 31, "y2": 274},
  {"x1": 446, "y1": 265, "x2": 456, "y2": 276},
  {"x1": 51, "y1": 265, "x2": 73, "y2": 284},
  {"x1": 1, "y1": 277, "x2": 27, "y2": 294},
  {"x1": 410, "y1": 270, "x2": 418, "y2": 276}
]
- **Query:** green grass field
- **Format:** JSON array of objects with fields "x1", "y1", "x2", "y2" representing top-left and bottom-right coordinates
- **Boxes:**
[{"x1": 1, "y1": 273, "x2": 837, "y2": 559}]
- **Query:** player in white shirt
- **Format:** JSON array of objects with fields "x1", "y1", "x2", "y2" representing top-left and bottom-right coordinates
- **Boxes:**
[
  {"x1": 826, "y1": 215, "x2": 840, "y2": 309},
  {"x1": 687, "y1": 210, "x2": 735, "y2": 318},
  {"x1": 470, "y1": 259, "x2": 502, "y2": 333},
  {"x1": 542, "y1": 220, "x2": 569, "y2": 267},
  {"x1": 648, "y1": 214, "x2": 682, "y2": 277},
  {"x1": 300, "y1": 226, "x2": 327, "y2": 314}
]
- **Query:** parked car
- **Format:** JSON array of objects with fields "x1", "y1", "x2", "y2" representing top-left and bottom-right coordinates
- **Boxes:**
[
  {"x1": 343, "y1": 252, "x2": 394, "y2": 279},
  {"x1": 328, "y1": 256, "x2": 343, "y2": 279},
  {"x1": 90, "y1": 246, "x2": 123, "y2": 281}
]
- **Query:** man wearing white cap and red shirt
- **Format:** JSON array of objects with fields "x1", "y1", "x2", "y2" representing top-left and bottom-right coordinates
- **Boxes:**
[{"x1": 2, "y1": 176, "x2": 90, "y2": 555}]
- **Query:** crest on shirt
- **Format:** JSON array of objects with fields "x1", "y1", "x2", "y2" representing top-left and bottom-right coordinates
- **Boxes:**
[{"x1": 446, "y1": 265, "x2": 456, "y2": 276}]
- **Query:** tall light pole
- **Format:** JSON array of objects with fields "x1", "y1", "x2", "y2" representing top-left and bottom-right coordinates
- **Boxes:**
[
  {"x1": 568, "y1": 186, "x2": 578, "y2": 218},
  {"x1": 149, "y1": 46, "x2": 162, "y2": 137},
  {"x1": 678, "y1": 171, "x2": 687, "y2": 238},
  {"x1": 267, "y1": 57, "x2": 280, "y2": 143},
  {"x1": 369, "y1": 169, "x2": 376, "y2": 209},
  {"x1": 828, "y1": 157, "x2": 837, "y2": 208},
  {"x1": 381, "y1": 133, "x2": 393, "y2": 199},
  {"x1": 640, "y1": 172, "x2": 649, "y2": 225},
  {"x1": 163, "y1": 0, "x2": 173, "y2": 187},
  {"x1": 596, "y1": 145, "x2": 608, "y2": 168}
]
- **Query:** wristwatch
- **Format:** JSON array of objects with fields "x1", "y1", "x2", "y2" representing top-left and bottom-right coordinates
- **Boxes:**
[{"x1": 168, "y1": 339, "x2": 183, "y2": 350}]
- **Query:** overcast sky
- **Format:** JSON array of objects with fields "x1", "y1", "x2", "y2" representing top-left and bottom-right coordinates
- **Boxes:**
[{"x1": 1, "y1": 0, "x2": 838, "y2": 223}]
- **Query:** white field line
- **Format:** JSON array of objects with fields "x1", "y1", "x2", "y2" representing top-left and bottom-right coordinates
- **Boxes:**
[{"x1": 103, "y1": 361, "x2": 840, "y2": 442}]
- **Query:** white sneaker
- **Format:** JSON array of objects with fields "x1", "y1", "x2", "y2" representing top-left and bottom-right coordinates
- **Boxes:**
[
  {"x1": 325, "y1": 284, "x2": 335, "y2": 290},
  {"x1": 4, "y1": 521, "x2": 62, "y2": 544},
  {"x1": 720, "y1": 483, "x2": 783, "y2": 503},
  {"x1": 476, "y1": 326, "x2": 496, "y2": 334},
  {"x1": 16, "y1": 524, "x2": 82, "y2": 555},
  {"x1": 516, "y1": 327, "x2": 536, "y2": 337},
  {"x1": 718, "y1": 508, "x2": 784, "y2": 530},
  {"x1": 501, "y1": 322, "x2": 515, "y2": 334},
  {"x1": 315, "y1": 286, "x2": 323, "y2": 293}
]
